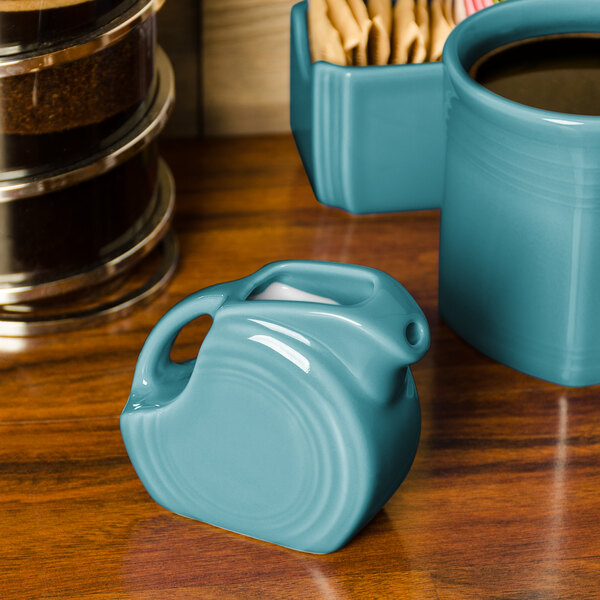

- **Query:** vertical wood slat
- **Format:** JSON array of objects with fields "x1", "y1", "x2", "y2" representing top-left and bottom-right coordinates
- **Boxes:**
[
  {"x1": 158, "y1": 0, "x2": 202, "y2": 137},
  {"x1": 158, "y1": 1, "x2": 294, "y2": 137},
  {"x1": 202, "y1": 0, "x2": 294, "y2": 136}
]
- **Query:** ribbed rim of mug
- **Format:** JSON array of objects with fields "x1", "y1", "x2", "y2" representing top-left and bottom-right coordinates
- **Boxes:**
[{"x1": 443, "y1": 0, "x2": 600, "y2": 131}]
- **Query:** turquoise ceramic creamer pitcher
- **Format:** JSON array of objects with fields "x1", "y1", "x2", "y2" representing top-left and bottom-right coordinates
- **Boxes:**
[{"x1": 121, "y1": 260, "x2": 429, "y2": 553}]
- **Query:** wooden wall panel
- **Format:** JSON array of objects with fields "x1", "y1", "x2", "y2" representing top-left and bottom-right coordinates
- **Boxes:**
[
  {"x1": 158, "y1": 0, "x2": 294, "y2": 136},
  {"x1": 158, "y1": 0, "x2": 202, "y2": 137},
  {"x1": 202, "y1": 0, "x2": 294, "y2": 136}
]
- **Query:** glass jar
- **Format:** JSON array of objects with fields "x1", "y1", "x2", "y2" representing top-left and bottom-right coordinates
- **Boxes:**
[
  {"x1": 0, "y1": 0, "x2": 157, "y2": 176},
  {"x1": 0, "y1": 47, "x2": 174, "y2": 302}
]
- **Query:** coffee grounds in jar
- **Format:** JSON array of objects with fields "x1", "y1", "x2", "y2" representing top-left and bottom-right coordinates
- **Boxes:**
[
  {"x1": 0, "y1": 90, "x2": 153, "y2": 175},
  {"x1": 0, "y1": 13, "x2": 155, "y2": 135}
]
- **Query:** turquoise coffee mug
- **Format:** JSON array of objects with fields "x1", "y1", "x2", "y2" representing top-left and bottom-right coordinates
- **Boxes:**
[
  {"x1": 439, "y1": 0, "x2": 600, "y2": 386},
  {"x1": 121, "y1": 261, "x2": 429, "y2": 553}
]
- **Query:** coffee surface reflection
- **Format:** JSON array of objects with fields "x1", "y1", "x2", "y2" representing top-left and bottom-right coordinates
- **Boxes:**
[{"x1": 470, "y1": 33, "x2": 600, "y2": 115}]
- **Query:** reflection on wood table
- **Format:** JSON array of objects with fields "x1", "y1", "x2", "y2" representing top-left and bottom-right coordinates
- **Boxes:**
[{"x1": 1, "y1": 136, "x2": 599, "y2": 599}]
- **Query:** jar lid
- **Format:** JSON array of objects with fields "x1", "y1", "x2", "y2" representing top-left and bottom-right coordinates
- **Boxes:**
[{"x1": 0, "y1": 0, "x2": 159, "y2": 66}]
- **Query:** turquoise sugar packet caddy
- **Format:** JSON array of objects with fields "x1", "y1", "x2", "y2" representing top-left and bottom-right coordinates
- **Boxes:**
[
  {"x1": 121, "y1": 260, "x2": 429, "y2": 553},
  {"x1": 290, "y1": 0, "x2": 445, "y2": 214}
]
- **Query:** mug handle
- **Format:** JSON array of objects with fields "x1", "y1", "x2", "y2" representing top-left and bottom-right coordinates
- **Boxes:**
[{"x1": 130, "y1": 286, "x2": 231, "y2": 404}]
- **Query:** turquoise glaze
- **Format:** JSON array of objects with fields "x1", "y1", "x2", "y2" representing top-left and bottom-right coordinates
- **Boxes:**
[
  {"x1": 121, "y1": 261, "x2": 429, "y2": 553},
  {"x1": 290, "y1": 1, "x2": 445, "y2": 214},
  {"x1": 440, "y1": 0, "x2": 600, "y2": 386}
]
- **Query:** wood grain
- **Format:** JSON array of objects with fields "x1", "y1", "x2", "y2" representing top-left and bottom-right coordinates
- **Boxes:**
[
  {"x1": 1, "y1": 135, "x2": 599, "y2": 599},
  {"x1": 158, "y1": 0, "x2": 202, "y2": 137},
  {"x1": 202, "y1": 0, "x2": 295, "y2": 135}
]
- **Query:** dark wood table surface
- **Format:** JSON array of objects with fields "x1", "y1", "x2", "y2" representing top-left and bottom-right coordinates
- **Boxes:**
[{"x1": 2, "y1": 135, "x2": 599, "y2": 600}]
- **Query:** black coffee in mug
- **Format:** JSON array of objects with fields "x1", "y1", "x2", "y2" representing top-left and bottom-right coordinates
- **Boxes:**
[{"x1": 469, "y1": 33, "x2": 600, "y2": 115}]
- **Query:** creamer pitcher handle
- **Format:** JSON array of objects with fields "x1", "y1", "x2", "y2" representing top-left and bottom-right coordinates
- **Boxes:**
[{"x1": 130, "y1": 287, "x2": 230, "y2": 403}]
